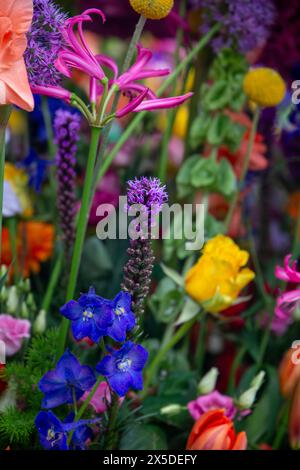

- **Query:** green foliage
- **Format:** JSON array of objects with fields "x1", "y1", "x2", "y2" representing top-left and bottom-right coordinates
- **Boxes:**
[
  {"x1": 0, "y1": 407, "x2": 36, "y2": 447},
  {"x1": 119, "y1": 423, "x2": 168, "y2": 450}
]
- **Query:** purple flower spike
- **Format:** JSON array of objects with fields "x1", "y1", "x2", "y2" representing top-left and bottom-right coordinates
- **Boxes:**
[
  {"x1": 38, "y1": 349, "x2": 96, "y2": 409},
  {"x1": 96, "y1": 341, "x2": 148, "y2": 397},
  {"x1": 25, "y1": 0, "x2": 67, "y2": 87},
  {"x1": 54, "y1": 109, "x2": 81, "y2": 258},
  {"x1": 127, "y1": 176, "x2": 168, "y2": 214}
]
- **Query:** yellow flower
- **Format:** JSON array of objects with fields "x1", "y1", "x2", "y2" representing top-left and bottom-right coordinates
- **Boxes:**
[
  {"x1": 4, "y1": 163, "x2": 33, "y2": 218},
  {"x1": 129, "y1": 0, "x2": 174, "y2": 20},
  {"x1": 185, "y1": 234, "x2": 255, "y2": 313},
  {"x1": 243, "y1": 67, "x2": 286, "y2": 108}
]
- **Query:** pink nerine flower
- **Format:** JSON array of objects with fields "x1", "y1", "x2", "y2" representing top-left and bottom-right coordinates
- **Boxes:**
[
  {"x1": 0, "y1": 314, "x2": 31, "y2": 356},
  {"x1": 81, "y1": 381, "x2": 123, "y2": 413},
  {"x1": 273, "y1": 255, "x2": 300, "y2": 335},
  {"x1": 187, "y1": 390, "x2": 237, "y2": 421},
  {"x1": 33, "y1": 9, "x2": 192, "y2": 122}
]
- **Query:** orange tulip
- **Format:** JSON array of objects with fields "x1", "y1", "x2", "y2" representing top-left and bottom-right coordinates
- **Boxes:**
[
  {"x1": 186, "y1": 409, "x2": 247, "y2": 450},
  {"x1": 0, "y1": 0, "x2": 34, "y2": 111},
  {"x1": 289, "y1": 379, "x2": 300, "y2": 449},
  {"x1": 279, "y1": 347, "x2": 300, "y2": 399}
]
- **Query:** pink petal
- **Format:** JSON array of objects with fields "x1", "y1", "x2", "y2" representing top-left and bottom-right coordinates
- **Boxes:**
[
  {"x1": 133, "y1": 92, "x2": 193, "y2": 112},
  {"x1": 116, "y1": 88, "x2": 149, "y2": 118},
  {"x1": 31, "y1": 85, "x2": 71, "y2": 102}
]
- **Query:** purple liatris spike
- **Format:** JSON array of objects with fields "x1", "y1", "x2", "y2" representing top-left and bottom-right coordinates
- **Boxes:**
[
  {"x1": 54, "y1": 109, "x2": 81, "y2": 258},
  {"x1": 25, "y1": 0, "x2": 67, "y2": 87},
  {"x1": 122, "y1": 177, "x2": 168, "y2": 317}
]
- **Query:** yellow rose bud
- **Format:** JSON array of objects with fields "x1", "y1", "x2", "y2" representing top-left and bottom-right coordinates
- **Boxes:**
[
  {"x1": 243, "y1": 67, "x2": 286, "y2": 108},
  {"x1": 185, "y1": 234, "x2": 255, "y2": 313},
  {"x1": 129, "y1": 0, "x2": 174, "y2": 20}
]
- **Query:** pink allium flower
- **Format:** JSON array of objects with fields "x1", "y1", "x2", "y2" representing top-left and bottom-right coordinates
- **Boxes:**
[
  {"x1": 187, "y1": 390, "x2": 237, "y2": 421},
  {"x1": 0, "y1": 314, "x2": 31, "y2": 356},
  {"x1": 272, "y1": 255, "x2": 300, "y2": 335},
  {"x1": 81, "y1": 381, "x2": 123, "y2": 413}
]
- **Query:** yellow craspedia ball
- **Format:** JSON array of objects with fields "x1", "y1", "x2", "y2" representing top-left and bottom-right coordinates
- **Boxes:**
[
  {"x1": 243, "y1": 67, "x2": 286, "y2": 108},
  {"x1": 129, "y1": 0, "x2": 174, "y2": 20}
]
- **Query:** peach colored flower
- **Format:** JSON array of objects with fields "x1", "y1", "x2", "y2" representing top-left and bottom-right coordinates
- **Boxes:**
[
  {"x1": 0, "y1": 0, "x2": 34, "y2": 111},
  {"x1": 0, "y1": 314, "x2": 31, "y2": 356}
]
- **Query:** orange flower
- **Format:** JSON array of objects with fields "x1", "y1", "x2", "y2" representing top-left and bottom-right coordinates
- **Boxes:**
[
  {"x1": 287, "y1": 191, "x2": 300, "y2": 220},
  {"x1": 1, "y1": 221, "x2": 54, "y2": 277},
  {"x1": 279, "y1": 347, "x2": 300, "y2": 399},
  {"x1": 289, "y1": 379, "x2": 300, "y2": 449},
  {"x1": 0, "y1": 0, "x2": 34, "y2": 111},
  {"x1": 186, "y1": 409, "x2": 247, "y2": 450}
]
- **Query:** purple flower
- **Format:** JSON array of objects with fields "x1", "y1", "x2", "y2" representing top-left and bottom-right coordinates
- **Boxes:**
[
  {"x1": 198, "y1": 0, "x2": 276, "y2": 53},
  {"x1": 127, "y1": 176, "x2": 168, "y2": 217},
  {"x1": 60, "y1": 287, "x2": 114, "y2": 343},
  {"x1": 54, "y1": 109, "x2": 81, "y2": 257},
  {"x1": 35, "y1": 411, "x2": 96, "y2": 450},
  {"x1": 187, "y1": 391, "x2": 237, "y2": 421},
  {"x1": 25, "y1": 0, "x2": 67, "y2": 87},
  {"x1": 38, "y1": 349, "x2": 96, "y2": 409},
  {"x1": 103, "y1": 292, "x2": 136, "y2": 343},
  {"x1": 96, "y1": 341, "x2": 148, "y2": 397}
]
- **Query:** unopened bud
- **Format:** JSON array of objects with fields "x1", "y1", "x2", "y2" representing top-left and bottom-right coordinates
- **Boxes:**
[
  {"x1": 0, "y1": 265, "x2": 8, "y2": 278},
  {"x1": 160, "y1": 404, "x2": 185, "y2": 416},
  {"x1": 33, "y1": 309, "x2": 47, "y2": 334},
  {"x1": 7, "y1": 286, "x2": 18, "y2": 314},
  {"x1": 0, "y1": 285, "x2": 8, "y2": 303},
  {"x1": 197, "y1": 367, "x2": 219, "y2": 395},
  {"x1": 236, "y1": 371, "x2": 265, "y2": 410},
  {"x1": 26, "y1": 293, "x2": 36, "y2": 310},
  {"x1": 250, "y1": 371, "x2": 265, "y2": 390},
  {"x1": 20, "y1": 302, "x2": 29, "y2": 318}
]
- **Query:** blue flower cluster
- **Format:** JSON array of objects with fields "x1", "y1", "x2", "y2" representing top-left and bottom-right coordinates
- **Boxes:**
[{"x1": 35, "y1": 287, "x2": 148, "y2": 450}]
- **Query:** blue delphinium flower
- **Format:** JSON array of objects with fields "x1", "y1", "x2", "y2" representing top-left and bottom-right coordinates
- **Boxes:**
[
  {"x1": 35, "y1": 411, "x2": 97, "y2": 450},
  {"x1": 102, "y1": 292, "x2": 136, "y2": 342},
  {"x1": 19, "y1": 149, "x2": 52, "y2": 192},
  {"x1": 60, "y1": 287, "x2": 114, "y2": 343},
  {"x1": 38, "y1": 349, "x2": 96, "y2": 409},
  {"x1": 96, "y1": 341, "x2": 148, "y2": 397}
]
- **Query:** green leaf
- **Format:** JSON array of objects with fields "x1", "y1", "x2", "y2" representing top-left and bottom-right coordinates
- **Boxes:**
[
  {"x1": 190, "y1": 158, "x2": 218, "y2": 188},
  {"x1": 160, "y1": 263, "x2": 184, "y2": 287},
  {"x1": 204, "y1": 81, "x2": 232, "y2": 111},
  {"x1": 207, "y1": 114, "x2": 230, "y2": 146},
  {"x1": 119, "y1": 424, "x2": 168, "y2": 450},
  {"x1": 214, "y1": 159, "x2": 237, "y2": 198},
  {"x1": 79, "y1": 237, "x2": 113, "y2": 286},
  {"x1": 190, "y1": 113, "x2": 211, "y2": 149},
  {"x1": 175, "y1": 297, "x2": 200, "y2": 325},
  {"x1": 176, "y1": 155, "x2": 199, "y2": 198}
]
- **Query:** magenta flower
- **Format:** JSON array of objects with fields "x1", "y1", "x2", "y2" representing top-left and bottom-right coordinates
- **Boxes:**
[
  {"x1": 80, "y1": 381, "x2": 124, "y2": 414},
  {"x1": 0, "y1": 314, "x2": 31, "y2": 356},
  {"x1": 272, "y1": 255, "x2": 300, "y2": 335},
  {"x1": 31, "y1": 9, "x2": 192, "y2": 124},
  {"x1": 187, "y1": 391, "x2": 237, "y2": 421}
]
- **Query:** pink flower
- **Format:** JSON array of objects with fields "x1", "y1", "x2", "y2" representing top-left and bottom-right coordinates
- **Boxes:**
[
  {"x1": 81, "y1": 381, "x2": 123, "y2": 413},
  {"x1": 0, "y1": 314, "x2": 31, "y2": 356},
  {"x1": 89, "y1": 170, "x2": 121, "y2": 225},
  {"x1": 272, "y1": 255, "x2": 300, "y2": 335},
  {"x1": 187, "y1": 391, "x2": 237, "y2": 421}
]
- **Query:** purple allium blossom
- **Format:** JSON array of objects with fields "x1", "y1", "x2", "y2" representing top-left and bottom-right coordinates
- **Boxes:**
[
  {"x1": 25, "y1": 0, "x2": 67, "y2": 87},
  {"x1": 198, "y1": 0, "x2": 276, "y2": 53},
  {"x1": 54, "y1": 109, "x2": 81, "y2": 257}
]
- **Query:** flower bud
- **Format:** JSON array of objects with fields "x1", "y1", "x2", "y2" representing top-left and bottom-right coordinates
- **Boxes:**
[
  {"x1": 250, "y1": 371, "x2": 266, "y2": 390},
  {"x1": 20, "y1": 302, "x2": 29, "y2": 318},
  {"x1": 0, "y1": 265, "x2": 8, "y2": 278},
  {"x1": 26, "y1": 293, "x2": 36, "y2": 311},
  {"x1": 7, "y1": 286, "x2": 18, "y2": 314},
  {"x1": 0, "y1": 286, "x2": 8, "y2": 303},
  {"x1": 33, "y1": 309, "x2": 47, "y2": 334},
  {"x1": 197, "y1": 368, "x2": 219, "y2": 395},
  {"x1": 129, "y1": 0, "x2": 174, "y2": 20},
  {"x1": 236, "y1": 371, "x2": 265, "y2": 410},
  {"x1": 160, "y1": 404, "x2": 184, "y2": 416}
]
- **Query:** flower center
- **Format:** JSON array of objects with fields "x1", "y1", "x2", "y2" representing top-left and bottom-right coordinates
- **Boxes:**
[
  {"x1": 83, "y1": 309, "x2": 93, "y2": 321},
  {"x1": 47, "y1": 427, "x2": 62, "y2": 447},
  {"x1": 117, "y1": 358, "x2": 132, "y2": 372},
  {"x1": 115, "y1": 306, "x2": 125, "y2": 316}
]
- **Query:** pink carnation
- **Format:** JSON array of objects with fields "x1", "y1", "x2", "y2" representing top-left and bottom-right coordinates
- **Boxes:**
[
  {"x1": 0, "y1": 314, "x2": 31, "y2": 356},
  {"x1": 81, "y1": 381, "x2": 124, "y2": 414},
  {"x1": 187, "y1": 390, "x2": 237, "y2": 421}
]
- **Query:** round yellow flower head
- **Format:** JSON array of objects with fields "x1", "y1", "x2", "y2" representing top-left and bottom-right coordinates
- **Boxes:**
[
  {"x1": 4, "y1": 163, "x2": 33, "y2": 218},
  {"x1": 129, "y1": 0, "x2": 174, "y2": 20},
  {"x1": 185, "y1": 234, "x2": 255, "y2": 313},
  {"x1": 243, "y1": 67, "x2": 286, "y2": 108}
]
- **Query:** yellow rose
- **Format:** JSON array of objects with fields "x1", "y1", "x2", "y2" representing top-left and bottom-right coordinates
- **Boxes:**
[
  {"x1": 185, "y1": 234, "x2": 255, "y2": 313},
  {"x1": 129, "y1": 0, "x2": 174, "y2": 20},
  {"x1": 4, "y1": 163, "x2": 33, "y2": 218}
]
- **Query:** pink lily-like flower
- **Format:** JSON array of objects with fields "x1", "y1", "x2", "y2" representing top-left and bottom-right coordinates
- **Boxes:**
[
  {"x1": 30, "y1": 85, "x2": 72, "y2": 103},
  {"x1": 272, "y1": 254, "x2": 300, "y2": 335},
  {"x1": 32, "y1": 8, "x2": 193, "y2": 124}
]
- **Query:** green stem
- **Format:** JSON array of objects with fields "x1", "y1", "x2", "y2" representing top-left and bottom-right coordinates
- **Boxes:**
[
  {"x1": 7, "y1": 217, "x2": 19, "y2": 282},
  {"x1": 105, "y1": 393, "x2": 120, "y2": 450},
  {"x1": 141, "y1": 318, "x2": 196, "y2": 399},
  {"x1": 41, "y1": 97, "x2": 56, "y2": 158},
  {"x1": 94, "y1": 24, "x2": 220, "y2": 189},
  {"x1": 225, "y1": 107, "x2": 261, "y2": 231},
  {"x1": 67, "y1": 375, "x2": 103, "y2": 445},
  {"x1": 292, "y1": 202, "x2": 300, "y2": 257},
  {"x1": 194, "y1": 314, "x2": 207, "y2": 377},
  {"x1": 41, "y1": 252, "x2": 63, "y2": 312},
  {"x1": 57, "y1": 127, "x2": 101, "y2": 358},
  {"x1": 0, "y1": 106, "x2": 12, "y2": 262},
  {"x1": 227, "y1": 345, "x2": 247, "y2": 395}
]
